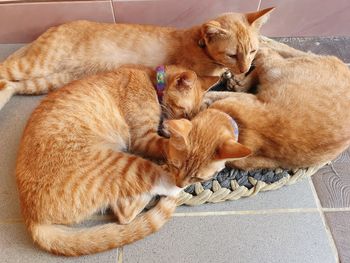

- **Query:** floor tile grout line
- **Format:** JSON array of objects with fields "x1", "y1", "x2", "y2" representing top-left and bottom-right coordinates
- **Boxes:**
[
  {"x1": 4, "y1": 207, "x2": 350, "y2": 224},
  {"x1": 0, "y1": 208, "x2": 319, "y2": 224},
  {"x1": 307, "y1": 177, "x2": 339, "y2": 263},
  {"x1": 3, "y1": 206, "x2": 350, "y2": 224},
  {"x1": 257, "y1": 0, "x2": 262, "y2": 11},
  {"x1": 117, "y1": 247, "x2": 123, "y2": 263},
  {"x1": 172, "y1": 208, "x2": 319, "y2": 217},
  {"x1": 110, "y1": 0, "x2": 116, "y2": 23},
  {"x1": 322, "y1": 207, "x2": 350, "y2": 212}
]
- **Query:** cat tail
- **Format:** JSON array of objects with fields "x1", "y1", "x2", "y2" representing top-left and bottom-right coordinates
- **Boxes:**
[
  {"x1": 0, "y1": 72, "x2": 73, "y2": 110},
  {"x1": 30, "y1": 196, "x2": 177, "y2": 257}
]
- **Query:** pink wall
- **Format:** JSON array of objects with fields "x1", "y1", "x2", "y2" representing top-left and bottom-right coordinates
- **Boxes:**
[{"x1": 0, "y1": 0, "x2": 349, "y2": 43}]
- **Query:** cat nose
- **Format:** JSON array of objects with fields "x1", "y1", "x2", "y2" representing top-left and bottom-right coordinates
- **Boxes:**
[
  {"x1": 238, "y1": 65, "x2": 249, "y2": 74},
  {"x1": 175, "y1": 177, "x2": 187, "y2": 188}
]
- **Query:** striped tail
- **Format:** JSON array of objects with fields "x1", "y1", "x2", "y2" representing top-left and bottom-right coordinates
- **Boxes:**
[{"x1": 30, "y1": 196, "x2": 176, "y2": 256}]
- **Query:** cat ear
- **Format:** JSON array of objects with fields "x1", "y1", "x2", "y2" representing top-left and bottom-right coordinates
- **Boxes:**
[
  {"x1": 164, "y1": 119, "x2": 193, "y2": 167},
  {"x1": 199, "y1": 76, "x2": 220, "y2": 91},
  {"x1": 175, "y1": 71, "x2": 196, "y2": 90},
  {"x1": 202, "y1": 21, "x2": 229, "y2": 41},
  {"x1": 164, "y1": 119, "x2": 193, "y2": 149},
  {"x1": 216, "y1": 139, "x2": 252, "y2": 160},
  {"x1": 245, "y1": 7, "x2": 275, "y2": 29}
]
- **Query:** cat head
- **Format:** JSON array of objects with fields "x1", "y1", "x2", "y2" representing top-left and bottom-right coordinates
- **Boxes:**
[
  {"x1": 162, "y1": 65, "x2": 219, "y2": 120},
  {"x1": 164, "y1": 108, "x2": 251, "y2": 188},
  {"x1": 199, "y1": 7, "x2": 274, "y2": 75}
]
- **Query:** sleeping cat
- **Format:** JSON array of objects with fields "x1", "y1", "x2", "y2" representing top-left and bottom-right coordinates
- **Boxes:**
[
  {"x1": 0, "y1": 7, "x2": 274, "y2": 110},
  {"x1": 16, "y1": 66, "x2": 251, "y2": 256},
  {"x1": 204, "y1": 43, "x2": 350, "y2": 170}
]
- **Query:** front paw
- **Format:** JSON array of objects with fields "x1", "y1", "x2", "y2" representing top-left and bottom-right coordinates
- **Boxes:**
[
  {"x1": 226, "y1": 76, "x2": 246, "y2": 92},
  {"x1": 200, "y1": 97, "x2": 213, "y2": 111},
  {"x1": 228, "y1": 71, "x2": 257, "y2": 93}
]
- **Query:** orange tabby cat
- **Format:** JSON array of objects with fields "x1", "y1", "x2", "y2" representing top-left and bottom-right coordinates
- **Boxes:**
[
  {"x1": 16, "y1": 66, "x2": 251, "y2": 256},
  {"x1": 204, "y1": 43, "x2": 350, "y2": 170},
  {"x1": 0, "y1": 8, "x2": 274, "y2": 110}
]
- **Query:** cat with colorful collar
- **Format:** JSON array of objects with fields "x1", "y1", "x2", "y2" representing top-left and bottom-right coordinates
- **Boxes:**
[
  {"x1": 0, "y1": 8, "x2": 274, "y2": 110},
  {"x1": 16, "y1": 65, "x2": 251, "y2": 256}
]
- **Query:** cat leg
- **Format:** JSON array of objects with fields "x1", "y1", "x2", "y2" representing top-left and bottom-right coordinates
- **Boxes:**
[
  {"x1": 0, "y1": 51, "x2": 50, "y2": 81},
  {"x1": 0, "y1": 30, "x2": 67, "y2": 81},
  {"x1": 50, "y1": 151, "x2": 176, "y2": 225},
  {"x1": 111, "y1": 195, "x2": 153, "y2": 225},
  {"x1": 202, "y1": 91, "x2": 237, "y2": 109},
  {"x1": 209, "y1": 92, "x2": 263, "y2": 115},
  {"x1": 229, "y1": 156, "x2": 281, "y2": 170},
  {"x1": 132, "y1": 132, "x2": 168, "y2": 160}
]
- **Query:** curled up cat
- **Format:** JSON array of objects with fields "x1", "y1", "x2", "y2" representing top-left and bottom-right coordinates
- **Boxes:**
[
  {"x1": 16, "y1": 65, "x2": 251, "y2": 256},
  {"x1": 0, "y1": 7, "x2": 274, "y2": 110},
  {"x1": 204, "y1": 42, "x2": 350, "y2": 170}
]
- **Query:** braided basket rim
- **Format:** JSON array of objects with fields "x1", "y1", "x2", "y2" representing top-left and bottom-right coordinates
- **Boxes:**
[{"x1": 176, "y1": 163, "x2": 326, "y2": 206}]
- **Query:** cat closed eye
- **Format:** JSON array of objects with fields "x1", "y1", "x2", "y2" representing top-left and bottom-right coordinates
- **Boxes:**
[
  {"x1": 227, "y1": 54, "x2": 237, "y2": 59},
  {"x1": 250, "y1": 50, "x2": 257, "y2": 54}
]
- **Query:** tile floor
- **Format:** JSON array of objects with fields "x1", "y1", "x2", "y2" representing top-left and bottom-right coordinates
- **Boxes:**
[{"x1": 0, "y1": 38, "x2": 349, "y2": 263}]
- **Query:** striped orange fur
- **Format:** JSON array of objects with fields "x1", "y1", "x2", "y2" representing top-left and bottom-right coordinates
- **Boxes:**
[
  {"x1": 0, "y1": 8, "x2": 274, "y2": 110},
  {"x1": 204, "y1": 41, "x2": 350, "y2": 170},
  {"x1": 16, "y1": 66, "x2": 251, "y2": 256}
]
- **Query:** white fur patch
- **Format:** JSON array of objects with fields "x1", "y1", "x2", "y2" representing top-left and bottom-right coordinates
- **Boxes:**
[
  {"x1": 0, "y1": 83, "x2": 16, "y2": 110},
  {"x1": 96, "y1": 37, "x2": 169, "y2": 68},
  {"x1": 151, "y1": 176, "x2": 183, "y2": 197}
]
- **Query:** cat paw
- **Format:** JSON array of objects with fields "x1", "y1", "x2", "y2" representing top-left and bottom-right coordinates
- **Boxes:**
[
  {"x1": 157, "y1": 196, "x2": 177, "y2": 212},
  {"x1": 200, "y1": 97, "x2": 213, "y2": 110},
  {"x1": 227, "y1": 71, "x2": 257, "y2": 93},
  {"x1": 0, "y1": 80, "x2": 16, "y2": 110},
  {"x1": 158, "y1": 122, "x2": 170, "y2": 138},
  {"x1": 226, "y1": 76, "x2": 247, "y2": 92}
]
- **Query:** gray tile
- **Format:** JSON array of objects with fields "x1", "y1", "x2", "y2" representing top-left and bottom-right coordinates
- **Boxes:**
[
  {"x1": 0, "y1": 223, "x2": 118, "y2": 262},
  {"x1": 325, "y1": 212, "x2": 350, "y2": 263},
  {"x1": 312, "y1": 150, "x2": 350, "y2": 208},
  {"x1": 123, "y1": 213, "x2": 335, "y2": 263},
  {"x1": 176, "y1": 179, "x2": 316, "y2": 213},
  {"x1": 0, "y1": 193, "x2": 22, "y2": 222},
  {"x1": 333, "y1": 147, "x2": 350, "y2": 164},
  {"x1": 0, "y1": 96, "x2": 43, "y2": 220}
]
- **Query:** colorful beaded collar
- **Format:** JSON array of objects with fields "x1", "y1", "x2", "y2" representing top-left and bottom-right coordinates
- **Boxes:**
[{"x1": 155, "y1": 65, "x2": 166, "y2": 102}]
